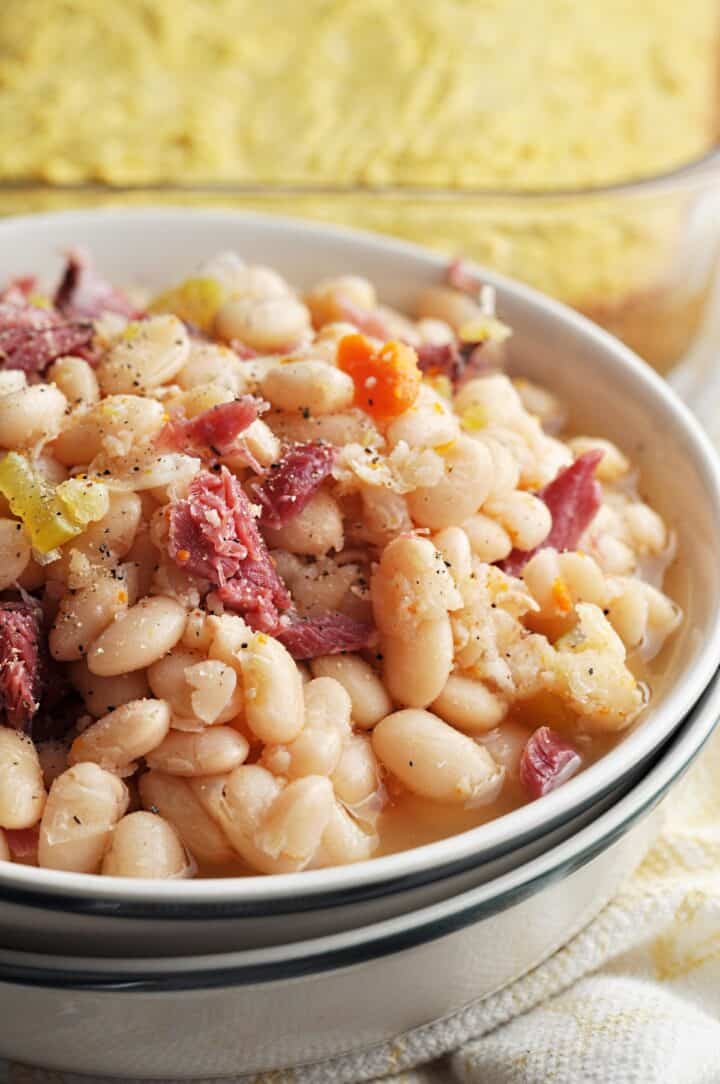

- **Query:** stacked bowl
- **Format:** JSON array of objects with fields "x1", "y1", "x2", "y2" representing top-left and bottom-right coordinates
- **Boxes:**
[{"x1": 0, "y1": 210, "x2": 719, "y2": 1079}]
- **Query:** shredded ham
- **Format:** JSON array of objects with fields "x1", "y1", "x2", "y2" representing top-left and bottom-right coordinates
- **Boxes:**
[
  {"x1": 276, "y1": 612, "x2": 374, "y2": 659},
  {"x1": 251, "y1": 442, "x2": 335, "y2": 529},
  {"x1": 54, "y1": 248, "x2": 138, "y2": 320},
  {"x1": 520, "y1": 726, "x2": 582, "y2": 799},
  {"x1": 156, "y1": 398, "x2": 260, "y2": 458},
  {"x1": 168, "y1": 467, "x2": 290, "y2": 632},
  {"x1": 500, "y1": 451, "x2": 603, "y2": 575},
  {"x1": 415, "y1": 340, "x2": 493, "y2": 387},
  {"x1": 0, "y1": 290, "x2": 94, "y2": 373},
  {"x1": 0, "y1": 599, "x2": 43, "y2": 731}
]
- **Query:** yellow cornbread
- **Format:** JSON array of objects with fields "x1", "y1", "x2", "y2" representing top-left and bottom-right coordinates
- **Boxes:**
[
  {"x1": 0, "y1": 1, "x2": 717, "y2": 369},
  {"x1": 0, "y1": 0, "x2": 716, "y2": 187}
]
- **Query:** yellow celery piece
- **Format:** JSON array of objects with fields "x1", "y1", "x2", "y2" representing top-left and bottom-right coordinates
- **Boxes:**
[
  {"x1": 0, "y1": 453, "x2": 108, "y2": 554},
  {"x1": 459, "y1": 317, "x2": 512, "y2": 345},
  {"x1": 56, "y1": 477, "x2": 110, "y2": 527},
  {"x1": 147, "y1": 277, "x2": 227, "y2": 334}
]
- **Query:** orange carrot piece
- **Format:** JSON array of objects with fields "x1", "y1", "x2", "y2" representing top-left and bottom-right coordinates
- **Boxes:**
[{"x1": 337, "y1": 334, "x2": 422, "y2": 420}]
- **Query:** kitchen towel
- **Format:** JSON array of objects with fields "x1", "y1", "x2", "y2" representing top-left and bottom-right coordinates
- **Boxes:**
[{"x1": 9, "y1": 720, "x2": 720, "y2": 1084}]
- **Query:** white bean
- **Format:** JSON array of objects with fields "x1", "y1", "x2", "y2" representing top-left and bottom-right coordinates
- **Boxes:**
[
  {"x1": 431, "y1": 674, "x2": 507, "y2": 734},
  {"x1": 87, "y1": 596, "x2": 187, "y2": 676},
  {"x1": 568, "y1": 437, "x2": 629, "y2": 482},
  {"x1": 146, "y1": 727, "x2": 249, "y2": 777},
  {"x1": 0, "y1": 384, "x2": 67, "y2": 448},
  {"x1": 262, "y1": 677, "x2": 351, "y2": 779},
  {"x1": 49, "y1": 568, "x2": 131, "y2": 662},
  {"x1": 331, "y1": 734, "x2": 380, "y2": 807},
  {"x1": 238, "y1": 633, "x2": 304, "y2": 743},
  {"x1": 371, "y1": 534, "x2": 461, "y2": 637},
  {"x1": 255, "y1": 776, "x2": 335, "y2": 865},
  {"x1": 0, "y1": 728, "x2": 46, "y2": 829},
  {"x1": 53, "y1": 395, "x2": 166, "y2": 466},
  {"x1": 269, "y1": 407, "x2": 381, "y2": 448},
  {"x1": 483, "y1": 491, "x2": 552, "y2": 551},
  {"x1": 320, "y1": 803, "x2": 378, "y2": 865},
  {"x1": 139, "y1": 771, "x2": 234, "y2": 865},
  {"x1": 407, "y1": 436, "x2": 493, "y2": 529},
  {"x1": 215, "y1": 295, "x2": 310, "y2": 352},
  {"x1": 0, "y1": 370, "x2": 26, "y2": 395},
  {"x1": 98, "y1": 316, "x2": 190, "y2": 395},
  {"x1": 185, "y1": 659, "x2": 242, "y2": 725},
  {"x1": 261, "y1": 361, "x2": 354, "y2": 415},
  {"x1": 372, "y1": 709, "x2": 503, "y2": 805},
  {"x1": 47, "y1": 356, "x2": 100, "y2": 408},
  {"x1": 432, "y1": 526, "x2": 473, "y2": 586},
  {"x1": 386, "y1": 385, "x2": 459, "y2": 450},
  {"x1": 0, "y1": 518, "x2": 31, "y2": 588},
  {"x1": 192, "y1": 766, "x2": 301, "y2": 874},
  {"x1": 38, "y1": 763, "x2": 128, "y2": 873},
  {"x1": 148, "y1": 648, "x2": 202, "y2": 719},
  {"x1": 310, "y1": 654, "x2": 392, "y2": 729},
  {"x1": 69, "y1": 699, "x2": 171, "y2": 772},
  {"x1": 101, "y1": 811, "x2": 190, "y2": 879},
  {"x1": 382, "y1": 617, "x2": 453, "y2": 708},
  {"x1": 415, "y1": 286, "x2": 481, "y2": 331},
  {"x1": 462, "y1": 513, "x2": 513, "y2": 562},
  {"x1": 177, "y1": 343, "x2": 249, "y2": 394},
  {"x1": 305, "y1": 276, "x2": 377, "y2": 327},
  {"x1": 74, "y1": 491, "x2": 143, "y2": 564},
  {"x1": 262, "y1": 490, "x2": 343, "y2": 557},
  {"x1": 69, "y1": 661, "x2": 151, "y2": 718}
]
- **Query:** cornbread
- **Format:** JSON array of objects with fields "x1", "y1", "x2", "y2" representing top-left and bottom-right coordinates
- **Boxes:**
[
  {"x1": 0, "y1": 0, "x2": 716, "y2": 186},
  {"x1": 0, "y1": 1, "x2": 718, "y2": 368}
]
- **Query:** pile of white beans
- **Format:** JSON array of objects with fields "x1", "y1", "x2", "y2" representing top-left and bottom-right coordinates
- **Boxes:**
[{"x1": 0, "y1": 254, "x2": 681, "y2": 878}]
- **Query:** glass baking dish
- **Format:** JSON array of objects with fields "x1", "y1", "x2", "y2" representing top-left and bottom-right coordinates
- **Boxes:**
[{"x1": 1, "y1": 147, "x2": 719, "y2": 374}]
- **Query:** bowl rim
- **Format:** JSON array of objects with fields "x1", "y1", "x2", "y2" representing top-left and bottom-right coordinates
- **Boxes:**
[
  {"x1": 0, "y1": 206, "x2": 719, "y2": 909},
  {"x1": 2, "y1": 665, "x2": 718, "y2": 990},
  {"x1": 1, "y1": 145, "x2": 718, "y2": 200}
]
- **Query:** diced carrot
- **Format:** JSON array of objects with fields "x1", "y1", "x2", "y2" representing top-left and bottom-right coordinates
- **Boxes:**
[{"x1": 337, "y1": 334, "x2": 422, "y2": 420}]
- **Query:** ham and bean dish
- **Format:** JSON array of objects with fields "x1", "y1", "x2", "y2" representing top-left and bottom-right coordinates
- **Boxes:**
[{"x1": 0, "y1": 251, "x2": 681, "y2": 878}]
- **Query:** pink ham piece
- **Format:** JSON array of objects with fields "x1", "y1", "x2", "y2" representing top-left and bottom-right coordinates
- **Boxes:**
[
  {"x1": 251, "y1": 442, "x2": 335, "y2": 529},
  {"x1": 168, "y1": 467, "x2": 290, "y2": 632},
  {"x1": 0, "y1": 290, "x2": 94, "y2": 373},
  {"x1": 54, "y1": 249, "x2": 138, "y2": 320},
  {"x1": 156, "y1": 398, "x2": 260, "y2": 458},
  {"x1": 336, "y1": 298, "x2": 392, "y2": 340},
  {"x1": 5, "y1": 826, "x2": 39, "y2": 863},
  {"x1": 520, "y1": 726, "x2": 582, "y2": 799},
  {"x1": 0, "y1": 599, "x2": 43, "y2": 731},
  {"x1": 415, "y1": 340, "x2": 495, "y2": 388},
  {"x1": 499, "y1": 451, "x2": 604, "y2": 576},
  {"x1": 276, "y1": 612, "x2": 374, "y2": 659}
]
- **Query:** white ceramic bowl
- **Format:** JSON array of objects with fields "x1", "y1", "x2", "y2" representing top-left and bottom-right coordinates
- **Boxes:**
[
  {"x1": 1, "y1": 667, "x2": 718, "y2": 1079},
  {"x1": 0, "y1": 209, "x2": 719, "y2": 957}
]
